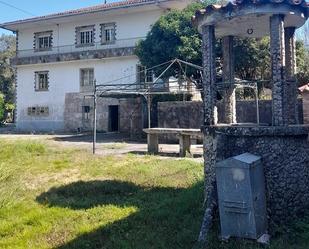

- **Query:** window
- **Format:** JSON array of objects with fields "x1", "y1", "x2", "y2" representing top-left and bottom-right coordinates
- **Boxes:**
[
  {"x1": 80, "y1": 68, "x2": 94, "y2": 87},
  {"x1": 27, "y1": 106, "x2": 49, "y2": 116},
  {"x1": 137, "y1": 65, "x2": 146, "y2": 85},
  {"x1": 101, "y1": 23, "x2": 116, "y2": 44},
  {"x1": 35, "y1": 71, "x2": 49, "y2": 91},
  {"x1": 146, "y1": 69, "x2": 154, "y2": 83},
  {"x1": 34, "y1": 31, "x2": 53, "y2": 51},
  {"x1": 137, "y1": 65, "x2": 153, "y2": 85},
  {"x1": 82, "y1": 105, "x2": 91, "y2": 120},
  {"x1": 76, "y1": 25, "x2": 95, "y2": 46}
]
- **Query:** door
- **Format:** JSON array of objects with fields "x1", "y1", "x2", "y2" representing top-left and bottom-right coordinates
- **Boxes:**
[{"x1": 108, "y1": 105, "x2": 119, "y2": 132}]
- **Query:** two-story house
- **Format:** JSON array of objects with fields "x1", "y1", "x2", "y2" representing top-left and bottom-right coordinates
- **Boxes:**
[{"x1": 0, "y1": 0, "x2": 192, "y2": 133}]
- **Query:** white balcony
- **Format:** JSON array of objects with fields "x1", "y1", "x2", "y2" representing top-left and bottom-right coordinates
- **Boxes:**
[{"x1": 16, "y1": 37, "x2": 145, "y2": 58}]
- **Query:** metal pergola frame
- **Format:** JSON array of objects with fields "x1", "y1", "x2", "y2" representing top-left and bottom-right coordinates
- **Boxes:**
[
  {"x1": 90, "y1": 59, "x2": 203, "y2": 154},
  {"x1": 88, "y1": 58, "x2": 264, "y2": 154}
]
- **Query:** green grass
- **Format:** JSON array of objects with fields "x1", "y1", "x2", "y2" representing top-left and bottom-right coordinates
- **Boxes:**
[{"x1": 0, "y1": 139, "x2": 308, "y2": 249}]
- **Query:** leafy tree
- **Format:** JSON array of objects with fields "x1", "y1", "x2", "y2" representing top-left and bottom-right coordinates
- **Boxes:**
[
  {"x1": 135, "y1": 1, "x2": 215, "y2": 78},
  {"x1": 0, "y1": 34, "x2": 16, "y2": 121},
  {"x1": 0, "y1": 93, "x2": 5, "y2": 123},
  {"x1": 296, "y1": 40, "x2": 309, "y2": 86},
  {"x1": 234, "y1": 37, "x2": 270, "y2": 80}
]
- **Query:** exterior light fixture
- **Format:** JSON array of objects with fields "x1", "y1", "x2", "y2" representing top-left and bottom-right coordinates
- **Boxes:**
[{"x1": 247, "y1": 28, "x2": 254, "y2": 35}]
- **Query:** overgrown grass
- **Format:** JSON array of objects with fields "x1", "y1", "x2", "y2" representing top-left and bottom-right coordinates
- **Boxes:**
[{"x1": 0, "y1": 138, "x2": 308, "y2": 249}]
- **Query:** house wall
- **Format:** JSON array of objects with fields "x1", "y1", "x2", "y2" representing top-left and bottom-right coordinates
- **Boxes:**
[
  {"x1": 17, "y1": 9, "x2": 163, "y2": 52},
  {"x1": 16, "y1": 57, "x2": 138, "y2": 131},
  {"x1": 14, "y1": 6, "x2": 167, "y2": 132},
  {"x1": 64, "y1": 93, "x2": 143, "y2": 134}
]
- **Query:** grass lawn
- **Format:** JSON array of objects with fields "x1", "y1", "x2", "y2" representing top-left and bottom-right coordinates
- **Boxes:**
[{"x1": 0, "y1": 138, "x2": 308, "y2": 249}]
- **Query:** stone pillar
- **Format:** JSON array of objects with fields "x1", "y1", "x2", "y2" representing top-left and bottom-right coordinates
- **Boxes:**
[
  {"x1": 284, "y1": 27, "x2": 298, "y2": 124},
  {"x1": 199, "y1": 25, "x2": 218, "y2": 244},
  {"x1": 222, "y1": 36, "x2": 236, "y2": 124},
  {"x1": 201, "y1": 25, "x2": 217, "y2": 125},
  {"x1": 270, "y1": 14, "x2": 286, "y2": 126}
]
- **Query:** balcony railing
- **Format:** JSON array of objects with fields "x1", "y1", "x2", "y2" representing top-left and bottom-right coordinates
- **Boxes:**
[{"x1": 16, "y1": 37, "x2": 145, "y2": 58}]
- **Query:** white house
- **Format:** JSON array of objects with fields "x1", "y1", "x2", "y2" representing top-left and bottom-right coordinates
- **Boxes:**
[{"x1": 0, "y1": 0, "x2": 192, "y2": 132}]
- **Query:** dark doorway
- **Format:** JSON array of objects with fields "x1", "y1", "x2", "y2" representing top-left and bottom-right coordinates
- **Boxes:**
[{"x1": 108, "y1": 105, "x2": 119, "y2": 132}]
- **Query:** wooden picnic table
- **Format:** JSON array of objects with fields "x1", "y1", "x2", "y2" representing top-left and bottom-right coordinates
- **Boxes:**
[{"x1": 143, "y1": 128, "x2": 203, "y2": 157}]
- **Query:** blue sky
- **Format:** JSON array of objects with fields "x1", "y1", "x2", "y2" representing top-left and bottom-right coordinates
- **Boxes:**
[{"x1": 0, "y1": 0, "x2": 120, "y2": 35}]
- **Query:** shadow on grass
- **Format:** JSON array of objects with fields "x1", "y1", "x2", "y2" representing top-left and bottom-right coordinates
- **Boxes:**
[
  {"x1": 36, "y1": 180, "x2": 204, "y2": 249},
  {"x1": 51, "y1": 133, "x2": 143, "y2": 144},
  {"x1": 129, "y1": 151, "x2": 203, "y2": 158}
]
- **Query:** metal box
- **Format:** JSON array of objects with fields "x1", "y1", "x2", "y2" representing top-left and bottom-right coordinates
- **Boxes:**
[{"x1": 216, "y1": 153, "x2": 267, "y2": 240}]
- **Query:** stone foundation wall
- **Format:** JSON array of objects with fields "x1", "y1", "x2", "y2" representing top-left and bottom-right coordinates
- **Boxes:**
[
  {"x1": 64, "y1": 93, "x2": 143, "y2": 134},
  {"x1": 205, "y1": 126, "x2": 309, "y2": 229}
]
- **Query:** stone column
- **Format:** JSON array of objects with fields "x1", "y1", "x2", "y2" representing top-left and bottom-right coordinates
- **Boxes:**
[
  {"x1": 199, "y1": 24, "x2": 218, "y2": 244},
  {"x1": 201, "y1": 25, "x2": 217, "y2": 125},
  {"x1": 222, "y1": 36, "x2": 236, "y2": 124},
  {"x1": 284, "y1": 27, "x2": 298, "y2": 124},
  {"x1": 270, "y1": 14, "x2": 286, "y2": 126}
]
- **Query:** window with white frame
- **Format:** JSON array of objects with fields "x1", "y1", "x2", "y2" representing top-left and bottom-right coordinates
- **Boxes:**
[
  {"x1": 76, "y1": 25, "x2": 95, "y2": 46},
  {"x1": 80, "y1": 68, "x2": 94, "y2": 87},
  {"x1": 101, "y1": 23, "x2": 116, "y2": 44},
  {"x1": 27, "y1": 106, "x2": 49, "y2": 116},
  {"x1": 34, "y1": 31, "x2": 53, "y2": 51},
  {"x1": 35, "y1": 71, "x2": 49, "y2": 91}
]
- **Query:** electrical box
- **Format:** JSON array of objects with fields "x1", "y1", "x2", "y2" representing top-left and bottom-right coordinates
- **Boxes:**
[{"x1": 216, "y1": 153, "x2": 267, "y2": 240}]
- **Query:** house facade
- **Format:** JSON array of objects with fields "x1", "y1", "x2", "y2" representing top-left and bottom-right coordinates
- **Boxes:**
[{"x1": 1, "y1": 0, "x2": 192, "y2": 132}]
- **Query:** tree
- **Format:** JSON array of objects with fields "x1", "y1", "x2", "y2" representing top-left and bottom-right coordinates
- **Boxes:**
[
  {"x1": 234, "y1": 37, "x2": 270, "y2": 80},
  {"x1": 0, "y1": 93, "x2": 4, "y2": 123},
  {"x1": 296, "y1": 40, "x2": 309, "y2": 86},
  {"x1": 135, "y1": 1, "x2": 215, "y2": 78},
  {"x1": 297, "y1": 20, "x2": 309, "y2": 49},
  {"x1": 0, "y1": 34, "x2": 16, "y2": 121}
]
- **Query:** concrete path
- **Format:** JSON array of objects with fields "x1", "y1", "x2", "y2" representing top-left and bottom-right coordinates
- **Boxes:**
[{"x1": 0, "y1": 132, "x2": 203, "y2": 160}]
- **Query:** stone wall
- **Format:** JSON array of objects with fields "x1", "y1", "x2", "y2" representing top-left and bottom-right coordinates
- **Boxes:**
[
  {"x1": 64, "y1": 93, "x2": 143, "y2": 134},
  {"x1": 302, "y1": 92, "x2": 309, "y2": 124},
  {"x1": 158, "y1": 99, "x2": 303, "y2": 129},
  {"x1": 205, "y1": 126, "x2": 309, "y2": 230}
]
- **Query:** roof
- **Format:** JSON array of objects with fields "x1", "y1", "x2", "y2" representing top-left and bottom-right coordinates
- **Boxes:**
[
  {"x1": 192, "y1": 0, "x2": 309, "y2": 38},
  {"x1": 299, "y1": 83, "x2": 309, "y2": 93},
  {"x1": 193, "y1": 0, "x2": 309, "y2": 25},
  {"x1": 0, "y1": 0, "x2": 169, "y2": 29}
]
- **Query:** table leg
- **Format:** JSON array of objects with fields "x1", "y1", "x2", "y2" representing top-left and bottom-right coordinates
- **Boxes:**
[
  {"x1": 179, "y1": 134, "x2": 191, "y2": 157},
  {"x1": 148, "y1": 133, "x2": 158, "y2": 154}
]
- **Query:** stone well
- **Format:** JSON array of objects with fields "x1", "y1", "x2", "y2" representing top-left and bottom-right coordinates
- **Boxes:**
[{"x1": 192, "y1": 0, "x2": 309, "y2": 240}]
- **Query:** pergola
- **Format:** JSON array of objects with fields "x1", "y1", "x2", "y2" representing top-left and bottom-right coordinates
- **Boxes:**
[{"x1": 193, "y1": 0, "x2": 309, "y2": 126}]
